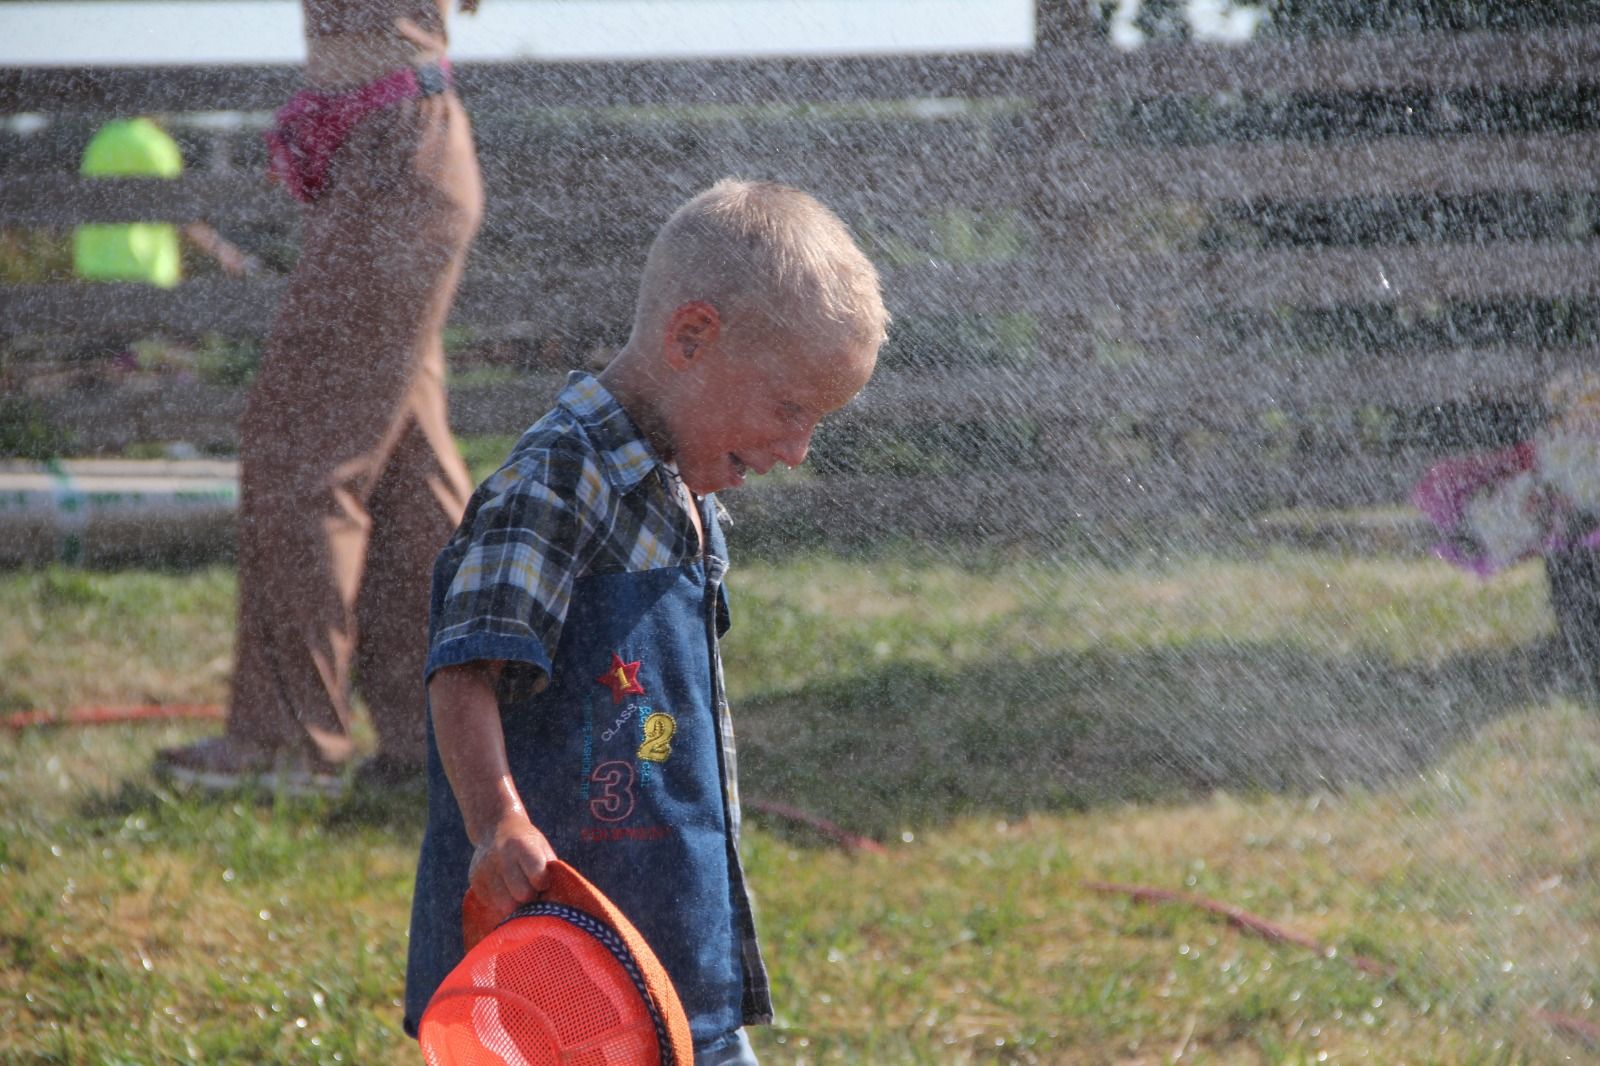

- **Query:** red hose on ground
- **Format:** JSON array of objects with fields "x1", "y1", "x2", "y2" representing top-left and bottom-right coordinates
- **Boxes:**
[
  {"x1": 3, "y1": 703, "x2": 224, "y2": 732},
  {"x1": 1087, "y1": 880, "x2": 1599, "y2": 1049},
  {"x1": 3, "y1": 704, "x2": 890, "y2": 855},
  {"x1": 743, "y1": 798, "x2": 888, "y2": 854},
  {"x1": 1534, "y1": 1009, "x2": 1600, "y2": 1047},
  {"x1": 1084, "y1": 879, "x2": 1392, "y2": 977}
]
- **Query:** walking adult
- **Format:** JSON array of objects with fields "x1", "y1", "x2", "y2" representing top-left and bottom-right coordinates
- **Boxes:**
[{"x1": 157, "y1": 0, "x2": 483, "y2": 793}]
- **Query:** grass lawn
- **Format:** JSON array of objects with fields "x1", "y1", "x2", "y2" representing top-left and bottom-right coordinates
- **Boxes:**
[{"x1": 1, "y1": 543, "x2": 1597, "y2": 1063}]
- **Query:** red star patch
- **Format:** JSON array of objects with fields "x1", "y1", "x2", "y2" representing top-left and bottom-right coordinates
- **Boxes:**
[{"x1": 595, "y1": 652, "x2": 646, "y2": 704}]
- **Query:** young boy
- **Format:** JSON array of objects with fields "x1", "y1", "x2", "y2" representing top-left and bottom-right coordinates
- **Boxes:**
[{"x1": 403, "y1": 179, "x2": 888, "y2": 1063}]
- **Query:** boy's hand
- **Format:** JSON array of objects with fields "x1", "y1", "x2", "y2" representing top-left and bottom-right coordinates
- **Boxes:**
[{"x1": 467, "y1": 809, "x2": 557, "y2": 924}]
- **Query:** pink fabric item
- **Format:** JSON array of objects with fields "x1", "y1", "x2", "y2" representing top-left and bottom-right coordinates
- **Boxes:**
[
  {"x1": 266, "y1": 61, "x2": 452, "y2": 203},
  {"x1": 1410, "y1": 441, "x2": 1536, "y2": 531},
  {"x1": 1411, "y1": 440, "x2": 1600, "y2": 576}
]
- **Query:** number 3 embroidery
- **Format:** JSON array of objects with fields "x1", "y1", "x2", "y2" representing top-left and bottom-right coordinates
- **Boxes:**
[
  {"x1": 636, "y1": 712, "x2": 676, "y2": 763},
  {"x1": 589, "y1": 760, "x2": 635, "y2": 823}
]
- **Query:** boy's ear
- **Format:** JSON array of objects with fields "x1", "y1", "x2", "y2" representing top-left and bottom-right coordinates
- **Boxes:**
[{"x1": 663, "y1": 301, "x2": 721, "y2": 370}]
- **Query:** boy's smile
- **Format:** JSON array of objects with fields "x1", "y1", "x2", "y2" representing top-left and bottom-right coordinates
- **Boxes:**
[
  {"x1": 618, "y1": 300, "x2": 877, "y2": 498},
  {"x1": 670, "y1": 336, "x2": 877, "y2": 496}
]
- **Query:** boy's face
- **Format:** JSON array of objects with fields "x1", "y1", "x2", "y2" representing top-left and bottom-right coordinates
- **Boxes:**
[{"x1": 664, "y1": 312, "x2": 878, "y2": 496}]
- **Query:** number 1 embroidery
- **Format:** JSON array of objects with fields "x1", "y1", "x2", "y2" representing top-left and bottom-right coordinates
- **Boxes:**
[{"x1": 595, "y1": 651, "x2": 646, "y2": 704}]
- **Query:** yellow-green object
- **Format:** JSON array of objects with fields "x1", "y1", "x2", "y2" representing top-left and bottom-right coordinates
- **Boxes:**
[{"x1": 73, "y1": 118, "x2": 184, "y2": 288}]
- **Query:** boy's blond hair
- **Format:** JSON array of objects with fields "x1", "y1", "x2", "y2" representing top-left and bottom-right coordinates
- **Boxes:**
[{"x1": 631, "y1": 179, "x2": 890, "y2": 354}]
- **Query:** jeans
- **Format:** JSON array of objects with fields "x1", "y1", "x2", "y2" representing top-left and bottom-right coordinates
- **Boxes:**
[{"x1": 696, "y1": 1028, "x2": 759, "y2": 1066}]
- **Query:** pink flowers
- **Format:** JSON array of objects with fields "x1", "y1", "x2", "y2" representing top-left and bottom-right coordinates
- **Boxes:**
[{"x1": 1412, "y1": 372, "x2": 1600, "y2": 576}]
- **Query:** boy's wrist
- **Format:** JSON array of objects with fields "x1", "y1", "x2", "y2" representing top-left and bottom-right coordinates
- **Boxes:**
[{"x1": 464, "y1": 775, "x2": 531, "y2": 847}]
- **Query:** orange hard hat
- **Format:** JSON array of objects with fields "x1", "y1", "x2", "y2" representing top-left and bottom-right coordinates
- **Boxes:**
[{"x1": 419, "y1": 859, "x2": 694, "y2": 1066}]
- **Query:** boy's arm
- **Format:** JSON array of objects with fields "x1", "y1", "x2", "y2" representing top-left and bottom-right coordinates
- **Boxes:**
[{"x1": 428, "y1": 660, "x2": 556, "y2": 923}]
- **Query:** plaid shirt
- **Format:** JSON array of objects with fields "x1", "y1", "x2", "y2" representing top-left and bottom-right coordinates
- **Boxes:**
[
  {"x1": 423, "y1": 371, "x2": 772, "y2": 1029},
  {"x1": 432, "y1": 373, "x2": 694, "y2": 681}
]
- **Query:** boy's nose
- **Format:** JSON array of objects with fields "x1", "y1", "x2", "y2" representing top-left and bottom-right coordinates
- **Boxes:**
[{"x1": 772, "y1": 430, "x2": 812, "y2": 469}]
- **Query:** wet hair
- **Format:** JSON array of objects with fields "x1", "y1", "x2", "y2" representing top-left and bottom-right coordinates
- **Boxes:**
[{"x1": 631, "y1": 179, "x2": 890, "y2": 355}]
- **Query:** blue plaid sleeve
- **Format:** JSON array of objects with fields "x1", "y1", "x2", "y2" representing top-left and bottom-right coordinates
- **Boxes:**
[{"x1": 425, "y1": 441, "x2": 604, "y2": 695}]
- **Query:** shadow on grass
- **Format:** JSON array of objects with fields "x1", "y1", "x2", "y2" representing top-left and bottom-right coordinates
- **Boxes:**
[
  {"x1": 76, "y1": 773, "x2": 427, "y2": 839},
  {"x1": 736, "y1": 634, "x2": 1595, "y2": 840},
  {"x1": 68, "y1": 637, "x2": 1591, "y2": 850}
]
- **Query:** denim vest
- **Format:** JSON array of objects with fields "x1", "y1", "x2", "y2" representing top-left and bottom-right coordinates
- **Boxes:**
[{"x1": 404, "y1": 500, "x2": 760, "y2": 1044}]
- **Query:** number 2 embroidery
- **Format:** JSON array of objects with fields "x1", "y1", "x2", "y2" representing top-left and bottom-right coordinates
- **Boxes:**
[
  {"x1": 636, "y1": 712, "x2": 677, "y2": 763},
  {"x1": 588, "y1": 760, "x2": 635, "y2": 822}
]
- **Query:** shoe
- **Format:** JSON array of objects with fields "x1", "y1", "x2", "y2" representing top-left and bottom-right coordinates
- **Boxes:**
[
  {"x1": 153, "y1": 735, "x2": 346, "y2": 799},
  {"x1": 352, "y1": 754, "x2": 426, "y2": 793}
]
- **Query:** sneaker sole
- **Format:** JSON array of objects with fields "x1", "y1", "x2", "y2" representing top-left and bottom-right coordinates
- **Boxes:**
[{"x1": 159, "y1": 762, "x2": 346, "y2": 799}]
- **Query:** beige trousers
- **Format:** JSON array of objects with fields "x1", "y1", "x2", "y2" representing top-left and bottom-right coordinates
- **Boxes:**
[{"x1": 227, "y1": 86, "x2": 480, "y2": 766}]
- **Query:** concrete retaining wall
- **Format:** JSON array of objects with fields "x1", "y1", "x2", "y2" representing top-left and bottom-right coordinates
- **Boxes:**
[{"x1": 0, "y1": 459, "x2": 238, "y2": 566}]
